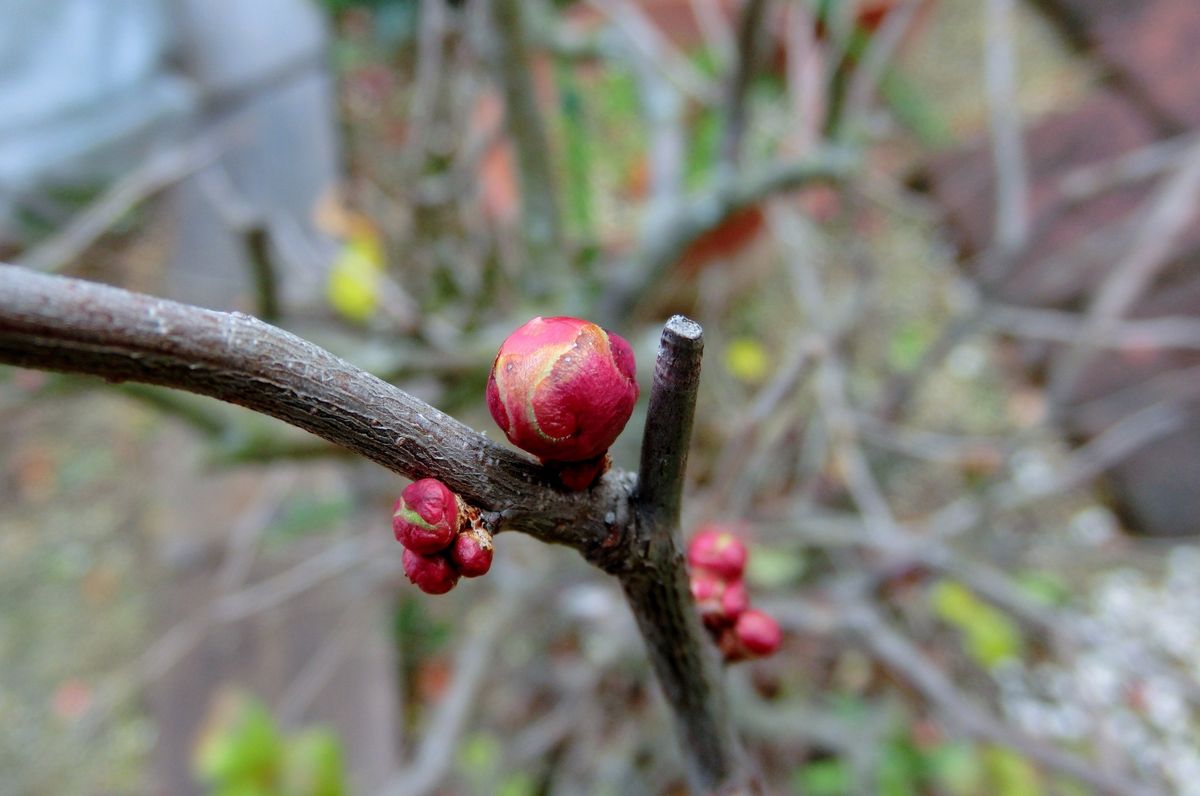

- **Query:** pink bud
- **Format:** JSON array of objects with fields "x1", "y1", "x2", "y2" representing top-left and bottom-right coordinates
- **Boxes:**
[
  {"x1": 402, "y1": 548, "x2": 460, "y2": 595},
  {"x1": 393, "y1": 478, "x2": 460, "y2": 554},
  {"x1": 690, "y1": 569, "x2": 727, "y2": 627},
  {"x1": 720, "y1": 579, "x2": 750, "y2": 620},
  {"x1": 451, "y1": 527, "x2": 494, "y2": 578},
  {"x1": 487, "y1": 317, "x2": 639, "y2": 472},
  {"x1": 686, "y1": 525, "x2": 748, "y2": 581},
  {"x1": 733, "y1": 609, "x2": 782, "y2": 658}
]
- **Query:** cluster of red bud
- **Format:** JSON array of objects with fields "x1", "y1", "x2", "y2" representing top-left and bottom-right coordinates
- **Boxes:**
[
  {"x1": 487, "y1": 316, "x2": 639, "y2": 491},
  {"x1": 393, "y1": 478, "x2": 493, "y2": 594},
  {"x1": 687, "y1": 524, "x2": 782, "y2": 662}
]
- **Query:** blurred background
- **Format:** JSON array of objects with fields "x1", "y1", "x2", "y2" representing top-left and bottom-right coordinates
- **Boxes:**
[{"x1": 3, "y1": 0, "x2": 1200, "y2": 793}]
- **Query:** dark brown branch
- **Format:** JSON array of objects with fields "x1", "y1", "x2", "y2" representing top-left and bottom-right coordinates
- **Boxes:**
[
  {"x1": 636, "y1": 316, "x2": 704, "y2": 527},
  {"x1": 0, "y1": 266, "x2": 746, "y2": 793},
  {"x1": 0, "y1": 265, "x2": 626, "y2": 558},
  {"x1": 621, "y1": 316, "x2": 746, "y2": 793}
]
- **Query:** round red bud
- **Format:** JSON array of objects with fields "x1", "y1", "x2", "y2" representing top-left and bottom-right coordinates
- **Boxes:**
[
  {"x1": 393, "y1": 478, "x2": 461, "y2": 554},
  {"x1": 402, "y1": 548, "x2": 460, "y2": 595},
  {"x1": 734, "y1": 609, "x2": 782, "y2": 658},
  {"x1": 687, "y1": 525, "x2": 748, "y2": 581},
  {"x1": 486, "y1": 316, "x2": 639, "y2": 467},
  {"x1": 451, "y1": 527, "x2": 494, "y2": 578}
]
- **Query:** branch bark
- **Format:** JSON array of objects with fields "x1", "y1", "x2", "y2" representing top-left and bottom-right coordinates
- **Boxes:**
[
  {"x1": 622, "y1": 317, "x2": 747, "y2": 794},
  {"x1": 0, "y1": 265, "x2": 625, "y2": 558},
  {"x1": 0, "y1": 266, "x2": 747, "y2": 792}
]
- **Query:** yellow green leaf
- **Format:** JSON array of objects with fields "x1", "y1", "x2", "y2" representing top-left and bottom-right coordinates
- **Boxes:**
[{"x1": 725, "y1": 337, "x2": 770, "y2": 384}]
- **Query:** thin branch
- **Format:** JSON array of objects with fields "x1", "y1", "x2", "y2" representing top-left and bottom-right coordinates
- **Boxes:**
[
  {"x1": 844, "y1": 605, "x2": 1160, "y2": 796},
  {"x1": 983, "y1": 0, "x2": 1030, "y2": 258},
  {"x1": 488, "y1": 0, "x2": 567, "y2": 283},
  {"x1": 983, "y1": 302, "x2": 1200, "y2": 351},
  {"x1": 843, "y1": 0, "x2": 923, "y2": 130},
  {"x1": 623, "y1": 316, "x2": 745, "y2": 794},
  {"x1": 587, "y1": 0, "x2": 721, "y2": 104},
  {"x1": 0, "y1": 265, "x2": 627, "y2": 558},
  {"x1": 718, "y1": 0, "x2": 771, "y2": 172},
  {"x1": 381, "y1": 583, "x2": 524, "y2": 796},
  {"x1": 635, "y1": 316, "x2": 705, "y2": 529},
  {"x1": 1049, "y1": 137, "x2": 1200, "y2": 410},
  {"x1": 601, "y1": 147, "x2": 858, "y2": 321},
  {"x1": 16, "y1": 134, "x2": 228, "y2": 273}
]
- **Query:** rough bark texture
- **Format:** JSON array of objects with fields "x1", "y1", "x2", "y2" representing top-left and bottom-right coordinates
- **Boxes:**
[
  {"x1": 0, "y1": 265, "x2": 631, "y2": 560},
  {"x1": 624, "y1": 317, "x2": 746, "y2": 793},
  {"x1": 0, "y1": 266, "x2": 743, "y2": 792}
]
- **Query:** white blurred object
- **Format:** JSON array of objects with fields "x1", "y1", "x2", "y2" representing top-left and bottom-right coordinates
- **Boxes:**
[
  {"x1": 0, "y1": 0, "x2": 195, "y2": 238},
  {"x1": 0, "y1": 0, "x2": 340, "y2": 312}
]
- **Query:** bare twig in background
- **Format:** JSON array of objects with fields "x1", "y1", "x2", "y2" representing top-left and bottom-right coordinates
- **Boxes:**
[
  {"x1": 688, "y1": 0, "x2": 736, "y2": 64},
  {"x1": 843, "y1": 0, "x2": 924, "y2": 133},
  {"x1": 487, "y1": 0, "x2": 567, "y2": 283},
  {"x1": 602, "y1": 147, "x2": 858, "y2": 321},
  {"x1": 587, "y1": 0, "x2": 720, "y2": 104},
  {"x1": 983, "y1": 302, "x2": 1200, "y2": 351},
  {"x1": 399, "y1": 0, "x2": 449, "y2": 178},
  {"x1": 16, "y1": 134, "x2": 229, "y2": 273},
  {"x1": 1049, "y1": 138, "x2": 1200, "y2": 411},
  {"x1": 1057, "y1": 131, "x2": 1200, "y2": 204},
  {"x1": 718, "y1": 0, "x2": 770, "y2": 172},
  {"x1": 982, "y1": 0, "x2": 1030, "y2": 261},
  {"x1": 842, "y1": 605, "x2": 1160, "y2": 796},
  {"x1": 381, "y1": 582, "x2": 525, "y2": 796}
]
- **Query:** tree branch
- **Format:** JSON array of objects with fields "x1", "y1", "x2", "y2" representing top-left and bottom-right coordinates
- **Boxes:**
[
  {"x1": 0, "y1": 265, "x2": 627, "y2": 558},
  {"x1": 488, "y1": 0, "x2": 567, "y2": 283},
  {"x1": 0, "y1": 267, "x2": 749, "y2": 792},
  {"x1": 601, "y1": 147, "x2": 859, "y2": 321},
  {"x1": 621, "y1": 317, "x2": 746, "y2": 794},
  {"x1": 718, "y1": 0, "x2": 770, "y2": 172}
]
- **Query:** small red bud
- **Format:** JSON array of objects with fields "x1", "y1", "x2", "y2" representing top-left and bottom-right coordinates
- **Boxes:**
[
  {"x1": 487, "y1": 317, "x2": 639, "y2": 476},
  {"x1": 393, "y1": 478, "x2": 461, "y2": 554},
  {"x1": 687, "y1": 525, "x2": 748, "y2": 581},
  {"x1": 720, "y1": 579, "x2": 750, "y2": 620},
  {"x1": 690, "y1": 569, "x2": 727, "y2": 627},
  {"x1": 402, "y1": 548, "x2": 460, "y2": 594},
  {"x1": 733, "y1": 609, "x2": 782, "y2": 658},
  {"x1": 451, "y1": 527, "x2": 494, "y2": 578}
]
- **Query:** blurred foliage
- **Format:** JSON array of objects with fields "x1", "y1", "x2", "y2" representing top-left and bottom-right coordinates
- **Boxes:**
[
  {"x1": 931, "y1": 580, "x2": 1023, "y2": 669},
  {"x1": 193, "y1": 693, "x2": 346, "y2": 796}
]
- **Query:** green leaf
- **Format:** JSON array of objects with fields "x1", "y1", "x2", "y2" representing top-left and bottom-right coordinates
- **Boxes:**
[
  {"x1": 193, "y1": 695, "x2": 282, "y2": 790},
  {"x1": 928, "y1": 742, "x2": 983, "y2": 795},
  {"x1": 983, "y1": 747, "x2": 1043, "y2": 796},
  {"x1": 745, "y1": 546, "x2": 806, "y2": 588},
  {"x1": 794, "y1": 758, "x2": 853, "y2": 795},
  {"x1": 931, "y1": 579, "x2": 1022, "y2": 668},
  {"x1": 1015, "y1": 570, "x2": 1071, "y2": 607},
  {"x1": 281, "y1": 728, "x2": 346, "y2": 796}
]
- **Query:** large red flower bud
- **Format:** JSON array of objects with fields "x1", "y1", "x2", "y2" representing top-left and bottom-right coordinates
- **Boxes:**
[
  {"x1": 393, "y1": 478, "x2": 461, "y2": 554},
  {"x1": 686, "y1": 524, "x2": 748, "y2": 581},
  {"x1": 487, "y1": 316, "x2": 639, "y2": 466},
  {"x1": 402, "y1": 548, "x2": 460, "y2": 595}
]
